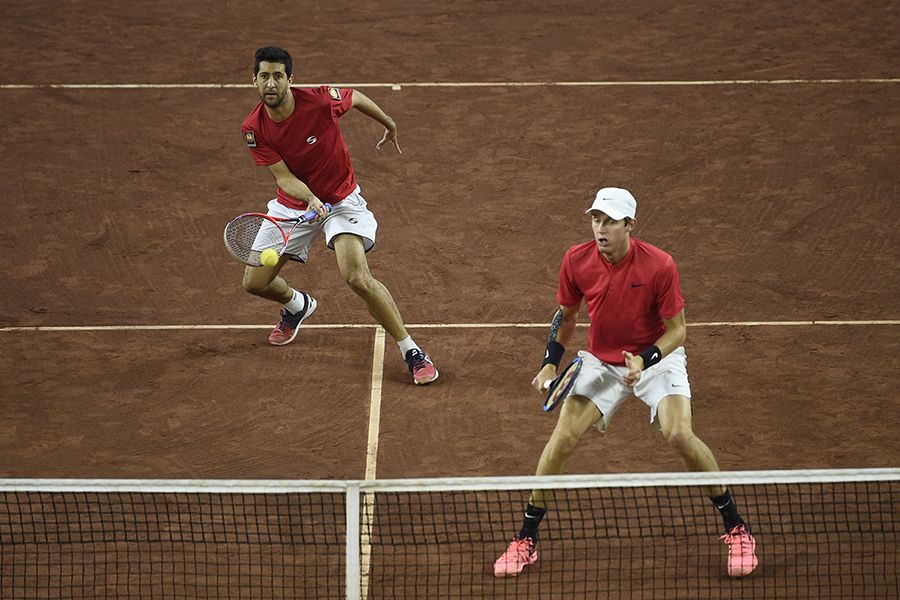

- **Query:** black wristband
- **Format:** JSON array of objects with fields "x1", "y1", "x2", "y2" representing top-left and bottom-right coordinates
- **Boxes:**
[
  {"x1": 638, "y1": 345, "x2": 662, "y2": 370},
  {"x1": 542, "y1": 341, "x2": 565, "y2": 368}
]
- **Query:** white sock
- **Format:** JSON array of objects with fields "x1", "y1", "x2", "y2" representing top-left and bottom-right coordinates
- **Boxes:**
[
  {"x1": 284, "y1": 289, "x2": 308, "y2": 315},
  {"x1": 397, "y1": 336, "x2": 419, "y2": 357}
]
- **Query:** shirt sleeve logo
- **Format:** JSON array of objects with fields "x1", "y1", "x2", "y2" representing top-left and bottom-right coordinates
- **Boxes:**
[
  {"x1": 328, "y1": 87, "x2": 342, "y2": 101},
  {"x1": 243, "y1": 130, "x2": 257, "y2": 148}
]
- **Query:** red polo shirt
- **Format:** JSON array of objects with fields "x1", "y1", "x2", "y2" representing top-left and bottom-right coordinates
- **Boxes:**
[
  {"x1": 241, "y1": 86, "x2": 357, "y2": 209},
  {"x1": 557, "y1": 237, "x2": 685, "y2": 365}
]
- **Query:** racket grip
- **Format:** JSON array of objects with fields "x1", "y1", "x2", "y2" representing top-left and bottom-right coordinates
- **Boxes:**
[{"x1": 301, "y1": 202, "x2": 333, "y2": 222}]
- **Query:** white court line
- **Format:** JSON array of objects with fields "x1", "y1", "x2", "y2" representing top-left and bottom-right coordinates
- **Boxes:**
[
  {"x1": 0, "y1": 320, "x2": 897, "y2": 333},
  {"x1": 365, "y1": 326, "x2": 386, "y2": 480},
  {"x1": 1, "y1": 78, "x2": 898, "y2": 90},
  {"x1": 360, "y1": 326, "x2": 385, "y2": 600}
]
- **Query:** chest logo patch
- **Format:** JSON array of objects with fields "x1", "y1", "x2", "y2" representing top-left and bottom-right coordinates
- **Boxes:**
[
  {"x1": 328, "y1": 87, "x2": 342, "y2": 101},
  {"x1": 243, "y1": 130, "x2": 257, "y2": 148},
  {"x1": 306, "y1": 135, "x2": 318, "y2": 144}
]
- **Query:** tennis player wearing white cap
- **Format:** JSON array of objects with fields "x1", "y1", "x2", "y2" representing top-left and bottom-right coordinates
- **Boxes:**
[{"x1": 493, "y1": 187, "x2": 758, "y2": 579}]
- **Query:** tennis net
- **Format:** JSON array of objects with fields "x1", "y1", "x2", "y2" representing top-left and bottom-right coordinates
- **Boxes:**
[{"x1": 1, "y1": 469, "x2": 896, "y2": 599}]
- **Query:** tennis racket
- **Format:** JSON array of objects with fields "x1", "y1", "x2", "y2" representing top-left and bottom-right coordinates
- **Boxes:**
[
  {"x1": 541, "y1": 357, "x2": 583, "y2": 412},
  {"x1": 223, "y1": 203, "x2": 332, "y2": 266}
]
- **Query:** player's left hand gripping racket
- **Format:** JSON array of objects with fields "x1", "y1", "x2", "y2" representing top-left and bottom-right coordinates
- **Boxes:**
[
  {"x1": 223, "y1": 203, "x2": 332, "y2": 266},
  {"x1": 542, "y1": 357, "x2": 583, "y2": 412}
]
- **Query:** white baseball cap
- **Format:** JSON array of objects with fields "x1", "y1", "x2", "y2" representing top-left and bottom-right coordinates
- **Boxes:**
[{"x1": 584, "y1": 187, "x2": 637, "y2": 220}]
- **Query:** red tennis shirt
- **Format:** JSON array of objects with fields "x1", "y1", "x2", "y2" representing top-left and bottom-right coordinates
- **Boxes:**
[
  {"x1": 241, "y1": 86, "x2": 357, "y2": 209},
  {"x1": 557, "y1": 237, "x2": 686, "y2": 365}
]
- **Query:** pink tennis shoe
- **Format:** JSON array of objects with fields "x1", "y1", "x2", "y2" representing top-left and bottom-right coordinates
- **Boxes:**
[
  {"x1": 493, "y1": 537, "x2": 538, "y2": 577},
  {"x1": 493, "y1": 527, "x2": 756, "y2": 579},
  {"x1": 721, "y1": 524, "x2": 758, "y2": 577}
]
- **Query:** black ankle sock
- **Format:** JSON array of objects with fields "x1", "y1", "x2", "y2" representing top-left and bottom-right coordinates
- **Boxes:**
[
  {"x1": 711, "y1": 490, "x2": 745, "y2": 532},
  {"x1": 517, "y1": 504, "x2": 547, "y2": 541}
]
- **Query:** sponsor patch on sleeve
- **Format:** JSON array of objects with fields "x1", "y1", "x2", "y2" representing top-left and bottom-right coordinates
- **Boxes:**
[
  {"x1": 243, "y1": 130, "x2": 257, "y2": 148},
  {"x1": 328, "y1": 87, "x2": 342, "y2": 101}
]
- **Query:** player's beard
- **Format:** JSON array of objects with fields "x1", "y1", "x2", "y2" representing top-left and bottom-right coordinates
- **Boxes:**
[{"x1": 262, "y1": 88, "x2": 287, "y2": 108}]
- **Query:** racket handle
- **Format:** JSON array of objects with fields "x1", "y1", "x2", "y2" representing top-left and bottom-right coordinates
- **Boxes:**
[{"x1": 300, "y1": 202, "x2": 333, "y2": 222}]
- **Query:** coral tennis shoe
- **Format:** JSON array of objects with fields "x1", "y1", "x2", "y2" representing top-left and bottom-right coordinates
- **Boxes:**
[
  {"x1": 404, "y1": 348, "x2": 439, "y2": 385},
  {"x1": 268, "y1": 295, "x2": 317, "y2": 346},
  {"x1": 493, "y1": 537, "x2": 538, "y2": 577},
  {"x1": 721, "y1": 524, "x2": 758, "y2": 577}
]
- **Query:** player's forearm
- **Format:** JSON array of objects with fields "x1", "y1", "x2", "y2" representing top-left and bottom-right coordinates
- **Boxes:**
[
  {"x1": 542, "y1": 306, "x2": 578, "y2": 369},
  {"x1": 352, "y1": 91, "x2": 397, "y2": 130},
  {"x1": 653, "y1": 326, "x2": 685, "y2": 358},
  {"x1": 550, "y1": 308, "x2": 578, "y2": 349},
  {"x1": 639, "y1": 312, "x2": 687, "y2": 370},
  {"x1": 654, "y1": 312, "x2": 686, "y2": 358},
  {"x1": 276, "y1": 175, "x2": 317, "y2": 203},
  {"x1": 656, "y1": 331, "x2": 684, "y2": 358}
]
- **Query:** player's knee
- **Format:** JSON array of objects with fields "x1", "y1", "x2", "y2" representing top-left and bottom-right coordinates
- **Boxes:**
[
  {"x1": 242, "y1": 272, "x2": 268, "y2": 295},
  {"x1": 344, "y1": 271, "x2": 374, "y2": 295},
  {"x1": 663, "y1": 428, "x2": 695, "y2": 454},
  {"x1": 549, "y1": 429, "x2": 581, "y2": 458}
]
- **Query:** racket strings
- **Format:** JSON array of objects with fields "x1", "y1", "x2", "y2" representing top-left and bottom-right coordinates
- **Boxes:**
[
  {"x1": 544, "y1": 359, "x2": 583, "y2": 412},
  {"x1": 556, "y1": 368, "x2": 578, "y2": 388},
  {"x1": 224, "y1": 215, "x2": 285, "y2": 265}
]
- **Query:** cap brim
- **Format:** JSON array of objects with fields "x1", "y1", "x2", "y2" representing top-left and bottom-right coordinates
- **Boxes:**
[{"x1": 585, "y1": 206, "x2": 629, "y2": 220}]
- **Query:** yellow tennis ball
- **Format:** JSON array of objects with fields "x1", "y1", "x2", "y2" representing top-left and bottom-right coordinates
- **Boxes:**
[{"x1": 259, "y1": 248, "x2": 279, "y2": 267}]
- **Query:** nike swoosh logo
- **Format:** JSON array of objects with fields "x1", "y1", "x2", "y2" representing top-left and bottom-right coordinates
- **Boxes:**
[
  {"x1": 544, "y1": 350, "x2": 549, "y2": 359},
  {"x1": 652, "y1": 352, "x2": 660, "y2": 361},
  {"x1": 630, "y1": 283, "x2": 645, "y2": 288}
]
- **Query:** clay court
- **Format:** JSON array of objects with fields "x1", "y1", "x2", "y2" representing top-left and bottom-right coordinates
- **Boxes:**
[{"x1": 1, "y1": 1, "x2": 898, "y2": 598}]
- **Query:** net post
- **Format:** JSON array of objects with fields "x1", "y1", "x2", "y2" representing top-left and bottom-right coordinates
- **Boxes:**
[{"x1": 345, "y1": 482, "x2": 361, "y2": 600}]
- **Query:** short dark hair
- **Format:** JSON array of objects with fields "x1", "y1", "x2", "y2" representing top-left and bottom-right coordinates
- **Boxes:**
[{"x1": 254, "y1": 46, "x2": 292, "y2": 77}]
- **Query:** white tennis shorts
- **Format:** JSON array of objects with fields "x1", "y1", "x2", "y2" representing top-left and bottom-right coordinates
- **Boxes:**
[
  {"x1": 569, "y1": 348, "x2": 692, "y2": 432},
  {"x1": 256, "y1": 185, "x2": 378, "y2": 263}
]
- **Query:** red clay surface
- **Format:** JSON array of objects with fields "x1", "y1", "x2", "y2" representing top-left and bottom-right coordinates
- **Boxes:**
[{"x1": 1, "y1": 1, "x2": 897, "y2": 598}]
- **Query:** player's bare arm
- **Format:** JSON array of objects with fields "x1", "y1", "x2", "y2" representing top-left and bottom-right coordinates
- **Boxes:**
[
  {"x1": 350, "y1": 90, "x2": 401, "y2": 153},
  {"x1": 533, "y1": 302, "x2": 580, "y2": 392},
  {"x1": 265, "y1": 161, "x2": 328, "y2": 218},
  {"x1": 622, "y1": 309, "x2": 688, "y2": 386}
]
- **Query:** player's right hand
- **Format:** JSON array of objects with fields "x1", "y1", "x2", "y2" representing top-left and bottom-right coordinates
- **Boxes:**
[
  {"x1": 532, "y1": 364, "x2": 557, "y2": 393},
  {"x1": 306, "y1": 196, "x2": 328, "y2": 220}
]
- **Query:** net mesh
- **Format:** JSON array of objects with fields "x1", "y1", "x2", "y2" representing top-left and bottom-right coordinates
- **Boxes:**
[
  {"x1": 0, "y1": 490, "x2": 345, "y2": 599},
  {"x1": 1, "y1": 471, "x2": 896, "y2": 599},
  {"x1": 362, "y1": 480, "x2": 897, "y2": 599},
  {"x1": 222, "y1": 215, "x2": 284, "y2": 266}
]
